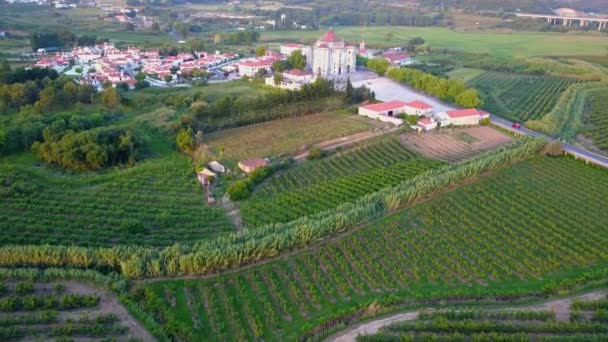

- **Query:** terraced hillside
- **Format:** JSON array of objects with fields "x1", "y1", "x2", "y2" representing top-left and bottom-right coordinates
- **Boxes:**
[
  {"x1": 0, "y1": 153, "x2": 233, "y2": 247},
  {"x1": 240, "y1": 138, "x2": 444, "y2": 226},
  {"x1": 136, "y1": 156, "x2": 608, "y2": 341},
  {"x1": 469, "y1": 71, "x2": 583, "y2": 122}
]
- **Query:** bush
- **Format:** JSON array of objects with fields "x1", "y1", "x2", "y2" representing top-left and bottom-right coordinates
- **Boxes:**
[
  {"x1": 226, "y1": 180, "x2": 252, "y2": 201},
  {"x1": 15, "y1": 282, "x2": 34, "y2": 296},
  {"x1": 480, "y1": 117, "x2": 491, "y2": 125},
  {"x1": 307, "y1": 147, "x2": 324, "y2": 160},
  {"x1": 541, "y1": 141, "x2": 564, "y2": 157},
  {"x1": 249, "y1": 166, "x2": 273, "y2": 184}
]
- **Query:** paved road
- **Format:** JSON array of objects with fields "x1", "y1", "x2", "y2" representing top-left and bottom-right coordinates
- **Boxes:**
[{"x1": 490, "y1": 115, "x2": 608, "y2": 168}]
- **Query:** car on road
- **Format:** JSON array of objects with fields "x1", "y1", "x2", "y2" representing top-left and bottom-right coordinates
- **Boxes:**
[{"x1": 512, "y1": 123, "x2": 522, "y2": 129}]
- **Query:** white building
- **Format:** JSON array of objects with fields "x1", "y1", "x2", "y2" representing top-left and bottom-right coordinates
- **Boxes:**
[
  {"x1": 383, "y1": 52, "x2": 413, "y2": 66},
  {"x1": 358, "y1": 100, "x2": 406, "y2": 126},
  {"x1": 435, "y1": 108, "x2": 490, "y2": 127},
  {"x1": 413, "y1": 117, "x2": 438, "y2": 132},
  {"x1": 265, "y1": 68, "x2": 316, "y2": 90},
  {"x1": 403, "y1": 100, "x2": 433, "y2": 116},
  {"x1": 312, "y1": 28, "x2": 357, "y2": 78}
]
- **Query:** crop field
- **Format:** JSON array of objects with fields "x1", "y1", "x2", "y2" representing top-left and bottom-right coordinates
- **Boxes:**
[
  {"x1": 205, "y1": 112, "x2": 373, "y2": 163},
  {"x1": 469, "y1": 71, "x2": 583, "y2": 122},
  {"x1": 139, "y1": 155, "x2": 608, "y2": 341},
  {"x1": 400, "y1": 127, "x2": 512, "y2": 162},
  {"x1": 240, "y1": 138, "x2": 443, "y2": 226},
  {"x1": 261, "y1": 27, "x2": 608, "y2": 58},
  {"x1": 359, "y1": 302, "x2": 608, "y2": 341},
  {"x1": 0, "y1": 152, "x2": 233, "y2": 247},
  {"x1": 583, "y1": 90, "x2": 608, "y2": 151},
  {"x1": 0, "y1": 280, "x2": 134, "y2": 340}
]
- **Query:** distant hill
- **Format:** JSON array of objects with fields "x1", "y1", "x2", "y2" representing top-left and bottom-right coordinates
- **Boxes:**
[{"x1": 419, "y1": 0, "x2": 608, "y2": 14}]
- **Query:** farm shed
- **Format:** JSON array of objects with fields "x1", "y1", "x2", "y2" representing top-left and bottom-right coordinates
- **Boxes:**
[
  {"x1": 197, "y1": 168, "x2": 217, "y2": 185},
  {"x1": 403, "y1": 100, "x2": 433, "y2": 116},
  {"x1": 238, "y1": 158, "x2": 269, "y2": 174},
  {"x1": 435, "y1": 108, "x2": 489, "y2": 127},
  {"x1": 413, "y1": 117, "x2": 438, "y2": 132},
  {"x1": 358, "y1": 100, "x2": 406, "y2": 126},
  {"x1": 208, "y1": 161, "x2": 226, "y2": 173}
]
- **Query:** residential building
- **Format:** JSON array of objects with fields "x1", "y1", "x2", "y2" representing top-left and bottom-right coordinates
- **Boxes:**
[
  {"x1": 238, "y1": 159, "x2": 269, "y2": 174},
  {"x1": 434, "y1": 108, "x2": 490, "y2": 127},
  {"x1": 358, "y1": 100, "x2": 407, "y2": 126},
  {"x1": 403, "y1": 100, "x2": 433, "y2": 116}
]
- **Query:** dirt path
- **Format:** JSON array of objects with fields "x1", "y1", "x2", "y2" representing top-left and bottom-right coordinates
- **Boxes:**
[
  {"x1": 328, "y1": 289, "x2": 607, "y2": 342},
  {"x1": 293, "y1": 127, "x2": 398, "y2": 161},
  {"x1": 222, "y1": 193, "x2": 243, "y2": 231}
]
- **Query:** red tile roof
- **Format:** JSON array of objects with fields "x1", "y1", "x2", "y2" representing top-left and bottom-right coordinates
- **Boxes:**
[
  {"x1": 319, "y1": 28, "x2": 338, "y2": 43},
  {"x1": 446, "y1": 108, "x2": 484, "y2": 118},
  {"x1": 360, "y1": 100, "x2": 408, "y2": 112},
  {"x1": 404, "y1": 100, "x2": 432, "y2": 110},
  {"x1": 239, "y1": 158, "x2": 268, "y2": 169},
  {"x1": 383, "y1": 52, "x2": 411, "y2": 62},
  {"x1": 285, "y1": 69, "x2": 311, "y2": 76}
]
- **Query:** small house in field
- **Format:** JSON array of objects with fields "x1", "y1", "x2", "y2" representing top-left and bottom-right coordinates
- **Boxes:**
[
  {"x1": 435, "y1": 108, "x2": 489, "y2": 127},
  {"x1": 403, "y1": 100, "x2": 433, "y2": 116},
  {"x1": 358, "y1": 100, "x2": 406, "y2": 126},
  {"x1": 208, "y1": 161, "x2": 226, "y2": 173},
  {"x1": 197, "y1": 168, "x2": 217, "y2": 186},
  {"x1": 383, "y1": 52, "x2": 413, "y2": 66},
  {"x1": 413, "y1": 117, "x2": 438, "y2": 132},
  {"x1": 238, "y1": 158, "x2": 268, "y2": 174}
]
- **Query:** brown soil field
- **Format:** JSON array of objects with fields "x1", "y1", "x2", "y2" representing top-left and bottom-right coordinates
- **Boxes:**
[{"x1": 400, "y1": 126, "x2": 512, "y2": 162}]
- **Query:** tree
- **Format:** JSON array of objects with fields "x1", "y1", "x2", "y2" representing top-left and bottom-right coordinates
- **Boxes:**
[
  {"x1": 409, "y1": 37, "x2": 425, "y2": 46},
  {"x1": 135, "y1": 72, "x2": 146, "y2": 81},
  {"x1": 100, "y1": 88, "x2": 121, "y2": 109},
  {"x1": 455, "y1": 89, "x2": 483, "y2": 108},
  {"x1": 135, "y1": 80, "x2": 149, "y2": 89},
  {"x1": 255, "y1": 68, "x2": 267, "y2": 78},
  {"x1": 164, "y1": 74, "x2": 173, "y2": 83},
  {"x1": 255, "y1": 45, "x2": 267, "y2": 57},
  {"x1": 273, "y1": 72, "x2": 284, "y2": 86},
  {"x1": 0, "y1": 127, "x2": 5, "y2": 150},
  {"x1": 151, "y1": 22, "x2": 160, "y2": 32},
  {"x1": 174, "y1": 22, "x2": 188, "y2": 38},
  {"x1": 213, "y1": 33, "x2": 222, "y2": 45},
  {"x1": 116, "y1": 82, "x2": 130, "y2": 91},
  {"x1": 287, "y1": 49, "x2": 307, "y2": 70},
  {"x1": 226, "y1": 180, "x2": 251, "y2": 201},
  {"x1": 367, "y1": 57, "x2": 391, "y2": 75},
  {"x1": 345, "y1": 78, "x2": 353, "y2": 102},
  {"x1": 126, "y1": 22, "x2": 135, "y2": 31},
  {"x1": 307, "y1": 147, "x2": 324, "y2": 160},
  {"x1": 272, "y1": 60, "x2": 287, "y2": 73},
  {"x1": 175, "y1": 128, "x2": 194, "y2": 152}
]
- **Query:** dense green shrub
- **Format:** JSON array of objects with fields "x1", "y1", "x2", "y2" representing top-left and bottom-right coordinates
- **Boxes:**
[{"x1": 227, "y1": 180, "x2": 252, "y2": 201}]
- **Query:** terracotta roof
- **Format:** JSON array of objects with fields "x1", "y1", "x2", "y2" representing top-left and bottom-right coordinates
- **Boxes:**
[
  {"x1": 383, "y1": 52, "x2": 411, "y2": 62},
  {"x1": 239, "y1": 158, "x2": 268, "y2": 169},
  {"x1": 360, "y1": 100, "x2": 408, "y2": 112},
  {"x1": 319, "y1": 28, "x2": 338, "y2": 43},
  {"x1": 418, "y1": 117, "x2": 434, "y2": 125},
  {"x1": 404, "y1": 100, "x2": 432, "y2": 110},
  {"x1": 446, "y1": 108, "x2": 484, "y2": 118},
  {"x1": 285, "y1": 69, "x2": 311, "y2": 76}
]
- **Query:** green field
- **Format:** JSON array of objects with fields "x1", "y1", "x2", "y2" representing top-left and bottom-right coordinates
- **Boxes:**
[
  {"x1": 0, "y1": 150, "x2": 233, "y2": 247},
  {"x1": 469, "y1": 71, "x2": 583, "y2": 122},
  {"x1": 262, "y1": 27, "x2": 608, "y2": 58},
  {"x1": 138, "y1": 155, "x2": 608, "y2": 340},
  {"x1": 584, "y1": 90, "x2": 608, "y2": 151},
  {"x1": 205, "y1": 112, "x2": 373, "y2": 163},
  {"x1": 240, "y1": 138, "x2": 443, "y2": 226}
]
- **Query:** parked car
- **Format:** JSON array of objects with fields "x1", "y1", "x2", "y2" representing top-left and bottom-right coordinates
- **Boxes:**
[{"x1": 512, "y1": 123, "x2": 521, "y2": 129}]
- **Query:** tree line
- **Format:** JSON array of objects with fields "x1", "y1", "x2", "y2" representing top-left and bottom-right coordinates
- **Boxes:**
[{"x1": 29, "y1": 30, "x2": 107, "y2": 51}]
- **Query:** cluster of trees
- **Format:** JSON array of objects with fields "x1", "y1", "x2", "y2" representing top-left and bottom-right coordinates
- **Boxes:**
[
  {"x1": 0, "y1": 64, "x2": 58, "y2": 84},
  {"x1": 386, "y1": 67, "x2": 483, "y2": 108},
  {"x1": 215, "y1": 30, "x2": 260, "y2": 45},
  {"x1": 29, "y1": 30, "x2": 106, "y2": 51},
  {"x1": 227, "y1": 166, "x2": 274, "y2": 201},
  {"x1": 271, "y1": 50, "x2": 307, "y2": 72},
  {"x1": 32, "y1": 126, "x2": 140, "y2": 171}
]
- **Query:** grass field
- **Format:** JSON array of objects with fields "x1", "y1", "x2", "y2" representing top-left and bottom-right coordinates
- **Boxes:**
[
  {"x1": 205, "y1": 112, "x2": 373, "y2": 163},
  {"x1": 469, "y1": 71, "x2": 583, "y2": 122},
  {"x1": 583, "y1": 89, "x2": 608, "y2": 151},
  {"x1": 139, "y1": 155, "x2": 608, "y2": 341},
  {"x1": 261, "y1": 27, "x2": 608, "y2": 58},
  {"x1": 446, "y1": 67, "x2": 485, "y2": 82},
  {"x1": 240, "y1": 138, "x2": 443, "y2": 226},
  {"x1": 0, "y1": 149, "x2": 233, "y2": 247}
]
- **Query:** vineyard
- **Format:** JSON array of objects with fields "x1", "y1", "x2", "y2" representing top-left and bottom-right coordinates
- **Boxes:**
[
  {"x1": 0, "y1": 153, "x2": 233, "y2": 247},
  {"x1": 583, "y1": 90, "x2": 608, "y2": 151},
  {"x1": 358, "y1": 300, "x2": 608, "y2": 341},
  {"x1": 0, "y1": 280, "x2": 132, "y2": 341},
  {"x1": 240, "y1": 138, "x2": 444, "y2": 226},
  {"x1": 135, "y1": 155, "x2": 608, "y2": 341},
  {"x1": 469, "y1": 71, "x2": 583, "y2": 122}
]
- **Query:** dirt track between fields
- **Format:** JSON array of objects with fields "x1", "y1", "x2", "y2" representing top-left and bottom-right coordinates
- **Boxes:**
[{"x1": 329, "y1": 289, "x2": 608, "y2": 342}]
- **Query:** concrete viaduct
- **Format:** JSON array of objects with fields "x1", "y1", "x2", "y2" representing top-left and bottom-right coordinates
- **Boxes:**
[{"x1": 515, "y1": 13, "x2": 608, "y2": 30}]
